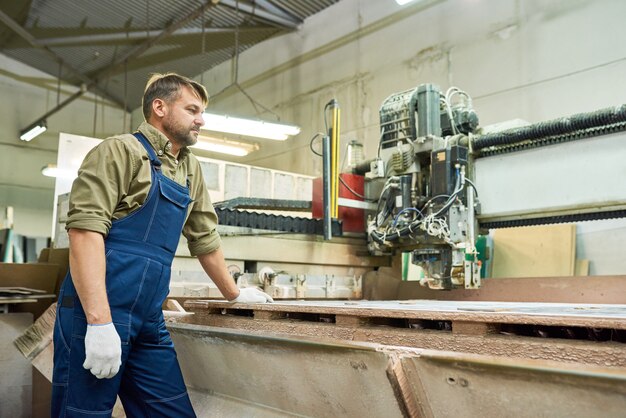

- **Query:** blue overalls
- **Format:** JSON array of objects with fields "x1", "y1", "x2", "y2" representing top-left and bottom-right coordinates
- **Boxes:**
[{"x1": 52, "y1": 132, "x2": 196, "y2": 417}]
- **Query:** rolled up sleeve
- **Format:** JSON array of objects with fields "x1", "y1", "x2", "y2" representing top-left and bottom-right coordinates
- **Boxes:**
[
  {"x1": 66, "y1": 138, "x2": 137, "y2": 236},
  {"x1": 186, "y1": 225, "x2": 222, "y2": 256}
]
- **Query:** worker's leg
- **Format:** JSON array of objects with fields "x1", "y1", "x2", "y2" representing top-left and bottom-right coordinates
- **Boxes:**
[
  {"x1": 52, "y1": 303, "x2": 127, "y2": 417},
  {"x1": 118, "y1": 315, "x2": 196, "y2": 418}
]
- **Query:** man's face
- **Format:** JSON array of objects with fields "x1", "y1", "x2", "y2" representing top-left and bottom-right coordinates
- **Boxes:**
[{"x1": 161, "y1": 85, "x2": 205, "y2": 148}]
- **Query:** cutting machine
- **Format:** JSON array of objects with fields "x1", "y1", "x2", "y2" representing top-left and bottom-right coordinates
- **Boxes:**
[{"x1": 352, "y1": 83, "x2": 626, "y2": 290}]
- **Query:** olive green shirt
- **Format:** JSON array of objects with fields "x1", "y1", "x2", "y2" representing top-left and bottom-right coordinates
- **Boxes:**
[{"x1": 66, "y1": 121, "x2": 221, "y2": 256}]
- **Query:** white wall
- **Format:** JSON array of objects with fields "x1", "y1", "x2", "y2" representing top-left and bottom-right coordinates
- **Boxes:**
[
  {"x1": 195, "y1": 0, "x2": 626, "y2": 274},
  {"x1": 197, "y1": 0, "x2": 626, "y2": 174},
  {"x1": 0, "y1": 53, "x2": 128, "y2": 237}
]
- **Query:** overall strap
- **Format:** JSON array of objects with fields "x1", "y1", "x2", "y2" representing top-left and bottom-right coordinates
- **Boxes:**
[{"x1": 132, "y1": 132, "x2": 162, "y2": 168}]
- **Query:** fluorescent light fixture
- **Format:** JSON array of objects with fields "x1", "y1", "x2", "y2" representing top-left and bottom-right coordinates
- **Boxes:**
[
  {"x1": 202, "y1": 112, "x2": 300, "y2": 141},
  {"x1": 20, "y1": 120, "x2": 47, "y2": 141},
  {"x1": 191, "y1": 135, "x2": 258, "y2": 157},
  {"x1": 396, "y1": 0, "x2": 417, "y2": 4},
  {"x1": 41, "y1": 164, "x2": 78, "y2": 179}
]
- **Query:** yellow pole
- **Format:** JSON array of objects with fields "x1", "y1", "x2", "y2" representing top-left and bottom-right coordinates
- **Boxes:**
[
  {"x1": 330, "y1": 103, "x2": 340, "y2": 218},
  {"x1": 334, "y1": 108, "x2": 341, "y2": 218}
]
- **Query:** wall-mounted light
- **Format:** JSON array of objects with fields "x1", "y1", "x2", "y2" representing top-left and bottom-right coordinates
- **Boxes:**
[
  {"x1": 202, "y1": 112, "x2": 300, "y2": 141},
  {"x1": 20, "y1": 120, "x2": 47, "y2": 141},
  {"x1": 41, "y1": 164, "x2": 77, "y2": 179},
  {"x1": 191, "y1": 135, "x2": 258, "y2": 157}
]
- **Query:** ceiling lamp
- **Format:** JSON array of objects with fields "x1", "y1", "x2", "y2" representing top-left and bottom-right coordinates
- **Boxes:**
[
  {"x1": 191, "y1": 135, "x2": 258, "y2": 157},
  {"x1": 199, "y1": 4, "x2": 300, "y2": 143},
  {"x1": 20, "y1": 120, "x2": 47, "y2": 141},
  {"x1": 41, "y1": 164, "x2": 77, "y2": 179},
  {"x1": 202, "y1": 112, "x2": 300, "y2": 141},
  {"x1": 396, "y1": 0, "x2": 418, "y2": 4}
]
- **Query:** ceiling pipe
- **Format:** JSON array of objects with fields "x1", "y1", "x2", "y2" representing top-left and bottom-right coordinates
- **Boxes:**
[
  {"x1": 94, "y1": 1, "x2": 215, "y2": 81},
  {"x1": 12, "y1": 0, "x2": 217, "y2": 139},
  {"x1": 216, "y1": 0, "x2": 301, "y2": 28},
  {"x1": 36, "y1": 26, "x2": 270, "y2": 47}
]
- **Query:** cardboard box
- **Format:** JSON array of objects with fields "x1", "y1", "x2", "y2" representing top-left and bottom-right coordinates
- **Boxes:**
[{"x1": 0, "y1": 263, "x2": 58, "y2": 318}]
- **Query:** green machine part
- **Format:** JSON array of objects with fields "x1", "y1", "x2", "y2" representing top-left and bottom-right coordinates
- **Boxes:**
[{"x1": 475, "y1": 235, "x2": 489, "y2": 278}]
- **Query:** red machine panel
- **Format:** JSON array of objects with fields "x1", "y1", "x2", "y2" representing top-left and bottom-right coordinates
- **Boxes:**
[{"x1": 312, "y1": 173, "x2": 365, "y2": 233}]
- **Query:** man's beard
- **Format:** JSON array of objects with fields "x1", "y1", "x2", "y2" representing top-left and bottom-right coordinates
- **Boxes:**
[{"x1": 163, "y1": 116, "x2": 199, "y2": 147}]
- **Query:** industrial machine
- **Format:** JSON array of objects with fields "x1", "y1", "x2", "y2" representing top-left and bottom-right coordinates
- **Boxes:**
[
  {"x1": 362, "y1": 84, "x2": 481, "y2": 290},
  {"x1": 207, "y1": 84, "x2": 484, "y2": 292},
  {"x1": 180, "y1": 81, "x2": 626, "y2": 299},
  {"x1": 348, "y1": 83, "x2": 626, "y2": 292}
]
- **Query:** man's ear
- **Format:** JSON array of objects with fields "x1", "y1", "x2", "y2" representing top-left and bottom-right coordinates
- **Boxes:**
[{"x1": 152, "y1": 98, "x2": 167, "y2": 118}]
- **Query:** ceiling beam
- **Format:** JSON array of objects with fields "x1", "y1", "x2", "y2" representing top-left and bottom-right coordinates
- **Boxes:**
[
  {"x1": 35, "y1": 26, "x2": 271, "y2": 47},
  {"x1": 253, "y1": 0, "x2": 300, "y2": 23},
  {"x1": 99, "y1": 38, "x2": 263, "y2": 76},
  {"x1": 0, "y1": 8, "x2": 126, "y2": 109},
  {"x1": 17, "y1": 0, "x2": 218, "y2": 138},
  {"x1": 94, "y1": 1, "x2": 216, "y2": 81},
  {"x1": 216, "y1": 0, "x2": 301, "y2": 29}
]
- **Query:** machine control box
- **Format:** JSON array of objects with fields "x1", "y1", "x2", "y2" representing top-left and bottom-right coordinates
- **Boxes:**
[{"x1": 430, "y1": 145, "x2": 468, "y2": 200}]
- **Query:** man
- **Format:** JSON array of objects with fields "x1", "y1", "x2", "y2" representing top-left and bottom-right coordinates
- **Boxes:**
[{"x1": 52, "y1": 72, "x2": 273, "y2": 418}]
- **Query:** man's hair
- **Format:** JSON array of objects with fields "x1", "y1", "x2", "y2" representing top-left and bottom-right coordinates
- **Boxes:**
[{"x1": 142, "y1": 72, "x2": 209, "y2": 120}]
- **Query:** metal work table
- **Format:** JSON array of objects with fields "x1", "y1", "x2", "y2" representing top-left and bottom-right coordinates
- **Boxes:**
[{"x1": 181, "y1": 298, "x2": 626, "y2": 369}]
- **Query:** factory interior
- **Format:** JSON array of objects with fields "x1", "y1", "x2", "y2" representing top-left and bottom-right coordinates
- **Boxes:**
[{"x1": 1, "y1": 0, "x2": 626, "y2": 417}]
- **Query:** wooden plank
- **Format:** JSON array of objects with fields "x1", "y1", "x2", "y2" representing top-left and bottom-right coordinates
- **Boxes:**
[
  {"x1": 492, "y1": 224, "x2": 576, "y2": 278},
  {"x1": 452, "y1": 321, "x2": 500, "y2": 336},
  {"x1": 181, "y1": 314, "x2": 626, "y2": 369},
  {"x1": 253, "y1": 311, "x2": 286, "y2": 320},
  {"x1": 335, "y1": 315, "x2": 371, "y2": 327},
  {"x1": 0, "y1": 297, "x2": 37, "y2": 304},
  {"x1": 371, "y1": 271, "x2": 626, "y2": 304},
  {"x1": 184, "y1": 299, "x2": 626, "y2": 330},
  {"x1": 575, "y1": 259, "x2": 590, "y2": 276},
  {"x1": 0, "y1": 287, "x2": 47, "y2": 295},
  {"x1": 386, "y1": 357, "x2": 424, "y2": 418}
]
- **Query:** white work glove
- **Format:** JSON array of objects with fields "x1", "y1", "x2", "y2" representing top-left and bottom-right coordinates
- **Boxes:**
[
  {"x1": 230, "y1": 287, "x2": 274, "y2": 303},
  {"x1": 83, "y1": 323, "x2": 122, "y2": 379}
]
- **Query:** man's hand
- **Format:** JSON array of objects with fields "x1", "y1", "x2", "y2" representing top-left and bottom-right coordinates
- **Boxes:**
[
  {"x1": 83, "y1": 323, "x2": 122, "y2": 379},
  {"x1": 230, "y1": 287, "x2": 274, "y2": 303}
]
